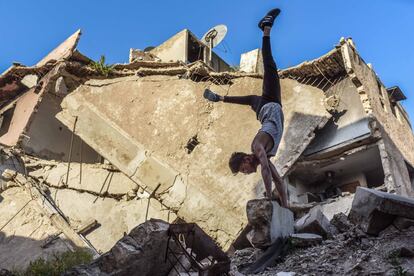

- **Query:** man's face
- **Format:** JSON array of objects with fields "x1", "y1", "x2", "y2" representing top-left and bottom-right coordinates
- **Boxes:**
[{"x1": 239, "y1": 155, "x2": 257, "y2": 174}]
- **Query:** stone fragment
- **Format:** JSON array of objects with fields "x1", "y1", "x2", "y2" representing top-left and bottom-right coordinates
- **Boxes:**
[
  {"x1": 290, "y1": 233, "x2": 323, "y2": 248},
  {"x1": 65, "y1": 219, "x2": 180, "y2": 276},
  {"x1": 294, "y1": 205, "x2": 332, "y2": 238},
  {"x1": 330, "y1": 212, "x2": 353, "y2": 233},
  {"x1": 393, "y1": 217, "x2": 414, "y2": 231},
  {"x1": 348, "y1": 187, "x2": 414, "y2": 235},
  {"x1": 277, "y1": 272, "x2": 296, "y2": 276},
  {"x1": 246, "y1": 199, "x2": 294, "y2": 249}
]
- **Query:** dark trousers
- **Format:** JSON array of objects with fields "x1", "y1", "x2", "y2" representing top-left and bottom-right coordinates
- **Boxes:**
[{"x1": 223, "y1": 36, "x2": 281, "y2": 117}]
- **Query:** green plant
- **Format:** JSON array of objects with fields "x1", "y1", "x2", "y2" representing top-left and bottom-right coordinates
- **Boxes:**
[
  {"x1": 15, "y1": 249, "x2": 92, "y2": 276},
  {"x1": 387, "y1": 250, "x2": 408, "y2": 276},
  {"x1": 89, "y1": 55, "x2": 113, "y2": 77}
]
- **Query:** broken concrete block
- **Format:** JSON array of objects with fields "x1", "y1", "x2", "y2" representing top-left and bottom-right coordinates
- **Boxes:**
[
  {"x1": 65, "y1": 219, "x2": 180, "y2": 276},
  {"x1": 294, "y1": 205, "x2": 332, "y2": 238},
  {"x1": 330, "y1": 212, "x2": 353, "y2": 233},
  {"x1": 393, "y1": 217, "x2": 414, "y2": 231},
  {"x1": 246, "y1": 199, "x2": 294, "y2": 249},
  {"x1": 348, "y1": 187, "x2": 414, "y2": 235},
  {"x1": 289, "y1": 233, "x2": 323, "y2": 248}
]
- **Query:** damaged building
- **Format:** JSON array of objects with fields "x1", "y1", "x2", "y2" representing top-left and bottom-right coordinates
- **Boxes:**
[{"x1": 1, "y1": 27, "x2": 414, "y2": 273}]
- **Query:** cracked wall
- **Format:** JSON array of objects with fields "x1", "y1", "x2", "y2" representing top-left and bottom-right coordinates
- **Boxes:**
[{"x1": 56, "y1": 74, "x2": 330, "y2": 249}]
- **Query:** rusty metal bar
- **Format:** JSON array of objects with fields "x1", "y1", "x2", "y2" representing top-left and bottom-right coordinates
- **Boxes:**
[
  {"x1": 65, "y1": 116, "x2": 78, "y2": 187},
  {"x1": 145, "y1": 183, "x2": 161, "y2": 221}
]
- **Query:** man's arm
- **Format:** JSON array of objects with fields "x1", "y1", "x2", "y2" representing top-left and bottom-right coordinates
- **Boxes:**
[
  {"x1": 252, "y1": 144, "x2": 273, "y2": 199},
  {"x1": 269, "y1": 162, "x2": 288, "y2": 208}
]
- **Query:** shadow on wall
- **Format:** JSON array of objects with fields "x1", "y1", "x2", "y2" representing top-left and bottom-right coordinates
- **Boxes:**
[{"x1": 0, "y1": 231, "x2": 91, "y2": 272}]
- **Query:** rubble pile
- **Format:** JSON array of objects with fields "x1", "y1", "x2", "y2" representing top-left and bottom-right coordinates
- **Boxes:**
[
  {"x1": 231, "y1": 217, "x2": 414, "y2": 275},
  {"x1": 231, "y1": 187, "x2": 414, "y2": 275}
]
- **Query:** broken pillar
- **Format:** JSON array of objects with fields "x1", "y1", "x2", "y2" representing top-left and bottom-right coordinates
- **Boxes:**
[
  {"x1": 294, "y1": 205, "x2": 332, "y2": 238},
  {"x1": 246, "y1": 199, "x2": 294, "y2": 249},
  {"x1": 349, "y1": 187, "x2": 414, "y2": 235}
]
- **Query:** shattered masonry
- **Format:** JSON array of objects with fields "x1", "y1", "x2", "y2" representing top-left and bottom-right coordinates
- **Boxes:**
[{"x1": 1, "y1": 28, "x2": 414, "y2": 272}]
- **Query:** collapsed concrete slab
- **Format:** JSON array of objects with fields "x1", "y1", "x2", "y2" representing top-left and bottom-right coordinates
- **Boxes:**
[
  {"x1": 294, "y1": 205, "x2": 332, "y2": 238},
  {"x1": 56, "y1": 74, "x2": 330, "y2": 248},
  {"x1": 246, "y1": 199, "x2": 294, "y2": 249},
  {"x1": 349, "y1": 187, "x2": 414, "y2": 235}
]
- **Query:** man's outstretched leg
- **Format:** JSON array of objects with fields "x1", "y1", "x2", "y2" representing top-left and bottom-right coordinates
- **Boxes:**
[{"x1": 260, "y1": 9, "x2": 281, "y2": 105}]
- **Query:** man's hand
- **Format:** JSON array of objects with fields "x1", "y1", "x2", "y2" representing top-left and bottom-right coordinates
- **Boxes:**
[{"x1": 269, "y1": 162, "x2": 288, "y2": 208}]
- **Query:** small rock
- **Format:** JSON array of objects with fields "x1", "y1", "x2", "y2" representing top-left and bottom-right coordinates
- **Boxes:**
[
  {"x1": 294, "y1": 205, "x2": 332, "y2": 238},
  {"x1": 276, "y1": 272, "x2": 296, "y2": 276}
]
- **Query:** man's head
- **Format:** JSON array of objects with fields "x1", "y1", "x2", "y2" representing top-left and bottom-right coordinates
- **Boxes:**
[{"x1": 229, "y1": 152, "x2": 258, "y2": 174}]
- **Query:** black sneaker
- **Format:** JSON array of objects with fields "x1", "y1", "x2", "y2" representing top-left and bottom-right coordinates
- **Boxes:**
[
  {"x1": 203, "y1": 89, "x2": 221, "y2": 102},
  {"x1": 258, "y1": 8, "x2": 281, "y2": 31}
]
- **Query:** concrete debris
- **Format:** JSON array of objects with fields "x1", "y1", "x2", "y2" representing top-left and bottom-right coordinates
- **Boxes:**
[
  {"x1": 66, "y1": 220, "x2": 230, "y2": 276},
  {"x1": 231, "y1": 222, "x2": 414, "y2": 276},
  {"x1": 349, "y1": 187, "x2": 414, "y2": 235},
  {"x1": 246, "y1": 199, "x2": 294, "y2": 249},
  {"x1": 65, "y1": 219, "x2": 180, "y2": 276},
  {"x1": 289, "y1": 233, "x2": 323, "y2": 248},
  {"x1": 294, "y1": 205, "x2": 332, "y2": 238},
  {"x1": 393, "y1": 217, "x2": 414, "y2": 231},
  {"x1": 330, "y1": 212, "x2": 353, "y2": 233},
  {"x1": 0, "y1": 187, "x2": 71, "y2": 271}
]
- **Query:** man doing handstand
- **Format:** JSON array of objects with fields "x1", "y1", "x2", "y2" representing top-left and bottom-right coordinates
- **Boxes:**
[{"x1": 204, "y1": 8, "x2": 288, "y2": 207}]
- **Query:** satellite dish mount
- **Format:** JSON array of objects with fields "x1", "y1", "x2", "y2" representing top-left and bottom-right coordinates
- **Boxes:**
[{"x1": 201, "y1": 25, "x2": 227, "y2": 67}]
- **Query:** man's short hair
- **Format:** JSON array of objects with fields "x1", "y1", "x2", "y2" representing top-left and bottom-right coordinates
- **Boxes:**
[{"x1": 229, "y1": 152, "x2": 249, "y2": 174}]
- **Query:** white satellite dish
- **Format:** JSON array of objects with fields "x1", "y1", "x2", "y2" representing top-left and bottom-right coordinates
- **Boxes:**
[
  {"x1": 201, "y1": 24, "x2": 228, "y2": 48},
  {"x1": 201, "y1": 25, "x2": 228, "y2": 68}
]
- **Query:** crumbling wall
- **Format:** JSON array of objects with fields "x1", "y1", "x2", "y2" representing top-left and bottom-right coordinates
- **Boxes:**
[
  {"x1": 343, "y1": 42, "x2": 414, "y2": 167},
  {"x1": 0, "y1": 187, "x2": 71, "y2": 270},
  {"x1": 56, "y1": 74, "x2": 330, "y2": 248},
  {"x1": 21, "y1": 92, "x2": 100, "y2": 162},
  {"x1": 378, "y1": 131, "x2": 413, "y2": 196},
  {"x1": 0, "y1": 87, "x2": 39, "y2": 146}
]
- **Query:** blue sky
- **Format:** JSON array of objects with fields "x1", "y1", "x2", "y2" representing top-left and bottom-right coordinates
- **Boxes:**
[{"x1": 1, "y1": 0, "x2": 413, "y2": 120}]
